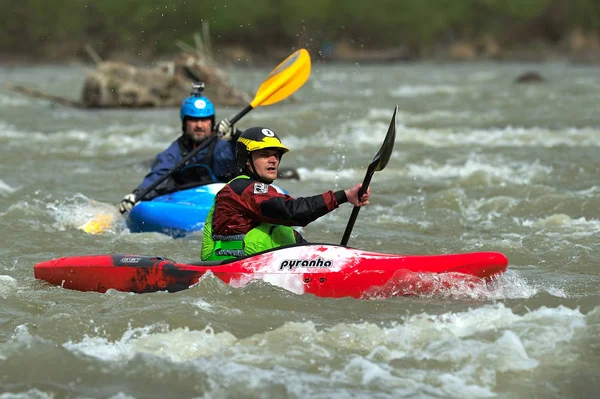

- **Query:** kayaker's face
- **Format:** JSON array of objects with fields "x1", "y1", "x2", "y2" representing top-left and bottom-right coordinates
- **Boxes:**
[
  {"x1": 250, "y1": 149, "x2": 281, "y2": 182},
  {"x1": 184, "y1": 117, "x2": 213, "y2": 143}
]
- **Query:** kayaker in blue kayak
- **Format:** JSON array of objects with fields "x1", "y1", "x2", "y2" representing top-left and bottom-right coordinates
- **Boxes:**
[
  {"x1": 119, "y1": 83, "x2": 240, "y2": 214},
  {"x1": 201, "y1": 127, "x2": 370, "y2": 260}
]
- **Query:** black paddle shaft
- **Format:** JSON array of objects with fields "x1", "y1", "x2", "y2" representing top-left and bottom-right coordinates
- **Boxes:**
[
  {"x1": 134, "y1": 135, "x2": 218, "y2": 204},
  {"x1": 339, "y1": 158, "x2": 380, "y2": 246}
]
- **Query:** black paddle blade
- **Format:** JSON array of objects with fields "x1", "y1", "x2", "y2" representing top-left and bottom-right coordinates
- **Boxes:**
[
  {"x1": 340, "y1": 105, "x2": 398, "y2": 246},
  {"x1": 373, "y1": 105, "x2": 397, "y2": 172},
  {"x1": 357, "y1": 105, "x2": 398, "y2": 198}
]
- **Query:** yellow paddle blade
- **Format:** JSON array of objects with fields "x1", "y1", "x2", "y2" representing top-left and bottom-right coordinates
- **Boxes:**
[
  {"x1": 80, "y1": 213, "x2": 114, "y2": 234},
  {"x1": 250, "y1": 48, "x2": 311, "y2": 108}
]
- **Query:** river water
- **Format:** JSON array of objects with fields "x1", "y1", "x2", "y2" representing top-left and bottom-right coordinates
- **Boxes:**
[{"x1": 1, "y1": 60, "x2": 599, "y2": 398}]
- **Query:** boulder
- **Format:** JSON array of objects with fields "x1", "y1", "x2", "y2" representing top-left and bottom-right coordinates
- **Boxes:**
[{"x1": 515, "y1": 71, "x2": 545, "y2": 84}]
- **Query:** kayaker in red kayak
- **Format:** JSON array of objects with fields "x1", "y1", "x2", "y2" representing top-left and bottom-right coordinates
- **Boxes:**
[
  {"x1": 201, "y1": 127, "x2": 370, "y2": 260},
  {"x1": 119, "y1": 83, "x2": 241, "y2": 214}
]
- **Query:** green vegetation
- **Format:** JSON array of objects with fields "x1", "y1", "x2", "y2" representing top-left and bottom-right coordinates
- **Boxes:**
[{"x1": 1, "y1": 0, "x2": 599, "y2": 60}]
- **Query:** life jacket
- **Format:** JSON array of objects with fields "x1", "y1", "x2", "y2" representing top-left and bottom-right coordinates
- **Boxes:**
[
  {"x1": 201, "y1": 175, "x2": 297, "y2": 261},
  {"x1": 171, "y1": 135, "x2": 218, "y2": 186}
]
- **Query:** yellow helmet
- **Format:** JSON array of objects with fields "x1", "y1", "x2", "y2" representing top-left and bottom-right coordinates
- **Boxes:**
[{"x1": 235, "y1": 127, "x2": 289, "y2": 172}]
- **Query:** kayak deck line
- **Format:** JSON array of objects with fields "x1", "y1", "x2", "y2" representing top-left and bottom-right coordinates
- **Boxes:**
[{"x1": 34, "y1": 244, "x2": 508, "y2": 299}]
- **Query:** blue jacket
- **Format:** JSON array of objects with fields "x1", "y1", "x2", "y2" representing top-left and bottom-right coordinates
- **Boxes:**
[{"x1": 135, "y1": 135, "x2": 237, "y2": 200}]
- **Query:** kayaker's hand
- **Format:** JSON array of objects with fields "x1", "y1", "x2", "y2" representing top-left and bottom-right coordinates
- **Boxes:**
[
  {"x1": 345, "y1": 184, "x2": 370, "y2": 207},
  {"x1": 216, "y1": 118, "x2": 235, "y2": 141},
  {"x1": 119, "y1": 193, "x2": 138, "y2": 214}
]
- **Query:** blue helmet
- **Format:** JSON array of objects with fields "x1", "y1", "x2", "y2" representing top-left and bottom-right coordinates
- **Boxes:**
[{"x1": 179, "y1": 95, "x2": 215, "y2": 120}]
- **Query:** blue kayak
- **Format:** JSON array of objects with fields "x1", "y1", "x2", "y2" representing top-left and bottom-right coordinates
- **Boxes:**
[{"x1": 127, "y1": 183, "x2": 287, "y2": 238}]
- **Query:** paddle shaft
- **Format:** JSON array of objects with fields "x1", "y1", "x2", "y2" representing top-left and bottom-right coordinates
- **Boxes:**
[
  {"x1": 134, "y1": 135, "x2": 218, "y2": 203},
  {"x1": 230, "y1": 105, "x2": 252, "y2": 125},
  {"x1": 339, "y1": 165, "x2": 376, "y2": 246}
]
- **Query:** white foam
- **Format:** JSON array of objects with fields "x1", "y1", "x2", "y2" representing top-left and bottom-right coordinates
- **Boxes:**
[
  {"x1": 0, "y1": 275, "x2": 18, "y2": 299},
  {"x1": 523, "y1": 214, "x2": 600, "y2": 232},
  {"x1": 47, "y1": 193, "x2": 124, "y2": 234},
  {"x1": 132, "y1": 326, "x2": 238, "y2": 362},
  {"x1": 404, "y1": 155, "x2": 551, "y2": 185},
  {"x1": 0, "y1": 93, "x2": 30, "y2": 107},
  {"x1": 0, "y1": 388, "x2": 54, "y2": 399},
  {"x1": 294, "y1": 167, "x2": 357, "y2": 182},
  {"x1": 0, "y1": 124, "x2": 174, "y2": 156},
  {"x1": 53, "y1": 303, "x2": 595, "y2": 397},
  {"x1": 390, "y1": 84, "x2": 462, "y2": 97},
  {"x1": 0, "y1": 180, "x2": 18, "y2": 196},
  {"x1": 63, "y1": 324, "x2": 162, "y2": 362},
  {"x1": 400, "y1": 125, "x2": 600, "y2": 147}
]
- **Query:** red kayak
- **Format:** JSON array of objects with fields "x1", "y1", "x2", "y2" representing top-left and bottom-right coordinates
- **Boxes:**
[{"x1": 34, "y1": 244, "x2": 508, "y2": 298}]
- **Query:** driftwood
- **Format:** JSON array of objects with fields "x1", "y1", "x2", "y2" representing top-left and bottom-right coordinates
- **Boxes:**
[
  {"x1": 78, "y1": 59, "x2": 250, "y2": 108},
  {"x1": 7, "y1": 59, "x2": 251, "y2": 109},
  {"x1": 8, "y1": 28, "x2": 252, "y2": 109},
  {"x1": 5, "y1": 84, "x2": 84, "y2": 108}
]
